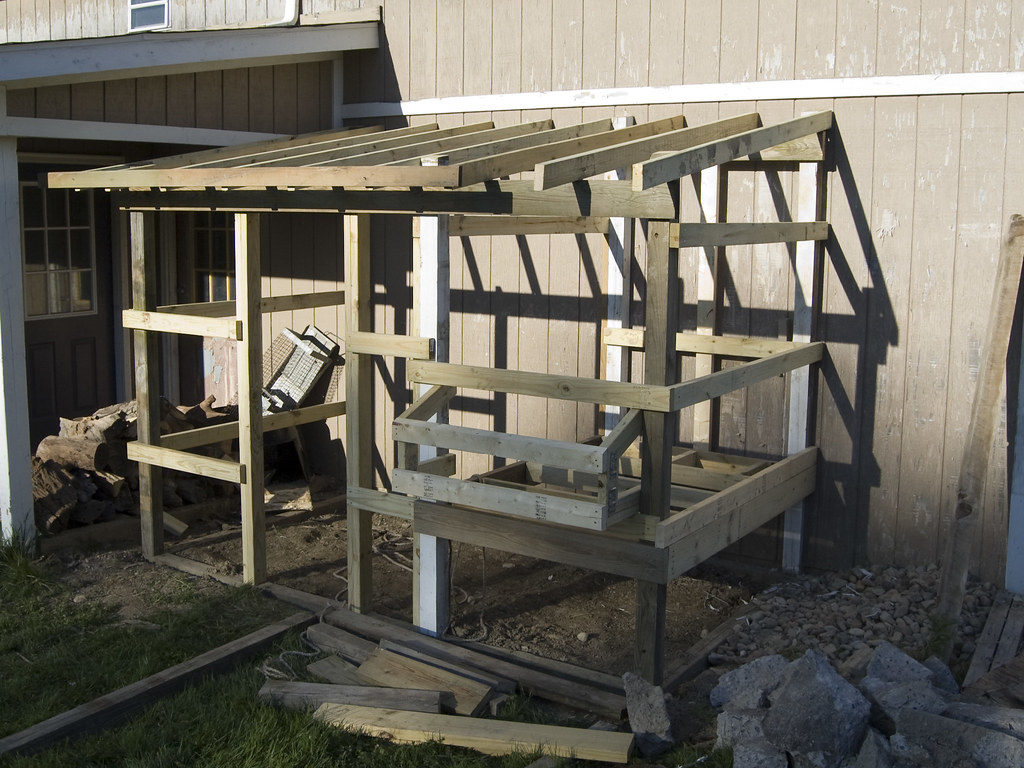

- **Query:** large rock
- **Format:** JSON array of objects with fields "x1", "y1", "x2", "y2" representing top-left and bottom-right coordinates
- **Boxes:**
[
  {"x1": 896, "y1": 708, "x2": 1024, "y2": 768},
  {"x1": 843, "y1": 728, "x2": 892, "y2": 768},
  {"x1": 733, "y1": 738, "x2": 788, "y2": 768},
  {"x1": 864, "y1": 642, "x2": 931, "y2": 685},
  {"x1": 715, "y1": 708, "x2": 766, "y2": 749},
  {"x1": 621, "y1": 671, "x2": 673, "y2": 757},
  {"x1": 943, "y1": 702, "x2": 1024, "y2": 741},
  {"x1": 860, "y1": 677, "x2": 946, "y2": 731},
  {"x1": 922, "y1": 655, "x2": 959, "y2": 695},
  {"x1": 763, "y1": 650, "x2": 871, "y2": 768},
  {"x1": 709, "y1": 654, "x2": 788, "y2": 709}
]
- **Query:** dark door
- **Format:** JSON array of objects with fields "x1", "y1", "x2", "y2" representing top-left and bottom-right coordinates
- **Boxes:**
[{"x1": 20, "y1": 166, "x2": 116, "y2": 448}]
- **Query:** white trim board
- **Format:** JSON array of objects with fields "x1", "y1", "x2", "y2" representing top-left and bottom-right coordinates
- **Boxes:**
[
  {"x1": 0, "y1": 115, "x2": 283, "y2": 146},
  {"x1": 338, "y1": 71, "x2": 1024, "y2": 118},
  {"x1": 0, "y1": 23, "x2": 378, "y2": 89}
]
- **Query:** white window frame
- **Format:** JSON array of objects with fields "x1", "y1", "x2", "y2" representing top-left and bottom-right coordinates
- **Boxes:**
[{"x1": 129, "y1": 0, "x2": 169, "y2": 32}]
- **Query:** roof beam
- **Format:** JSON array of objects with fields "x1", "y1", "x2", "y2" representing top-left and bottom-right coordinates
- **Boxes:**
[
  {"x1": 0, "y1": 115, "x2": 283, "y2": 146},
  {"x1": 633, "y1": 111, "x2": 833, "y2": 190},
  {"x1": 0, "y1": 23, "x2": 378, "y2": 88}
]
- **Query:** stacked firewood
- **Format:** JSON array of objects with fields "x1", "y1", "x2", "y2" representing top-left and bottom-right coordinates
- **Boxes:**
[{"x1": 33, "y1": 396, "x2": 238, "y2": 534}]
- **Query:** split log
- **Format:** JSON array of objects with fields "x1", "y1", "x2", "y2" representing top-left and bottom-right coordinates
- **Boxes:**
[
  {"x1": 35, "y1": 437, "x2": 111, "y2": 472},
  {"x1": 90, "y1": 471, "x2": 125, "y2": 499},
  {"x1": 31, "y1": 458, "x2": 78, "y2": 533}
]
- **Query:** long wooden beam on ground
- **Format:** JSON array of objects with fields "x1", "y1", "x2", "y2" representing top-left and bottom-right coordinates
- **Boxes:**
[
  {"x1": 534, "y1": 112, "x2": 760, "y2": 190},
  {"x1": 0, "y1": 612, "x2": 315, "y2": 757},
  {"x1": 454, "y1": 112, "x2": 689, "y2": 187},
  {"x1": 408, "y1": 360, "x2": 674, "y2": 411},
  {"x1": 448, "y1": 215, "x2": 610, "y2": 237},
  {"x1": 127, "y1": 441, "x2": 244, "y2": 484},
  {"x1": 633, "y1": 111, "x2": 834, "y2": 190},
  {"x1": 604, "y1": 327, "x2": 813, "y2": 359},
  {"x1": 668, "y1": 342, "x2": 824, "y2": 411},
  {"x1": 117, "y1": 181, "x2": 678, "y2": 219},
  {"x1": 669, "y1": 221, "x2": 828, "y2": 247},
  {"x1": 160, "y1": 401, "x2": 347, "y2": 451},
  {"x1": 258, "y1": 681, "x2": 452, "y2": 714},
  {"x1": 122, "y1": 309, "x2": 240, "y2": 339}
]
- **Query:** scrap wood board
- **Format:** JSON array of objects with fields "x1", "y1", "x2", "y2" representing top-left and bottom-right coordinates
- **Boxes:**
[
  {"x1": 356, "y1": 648, "x2": 493, "y2": 716},
  {"x1": 0, "y1": 611, "x2": 314, "y2": 757},
  {"x1": 314, "y1": 704, "x2": 635, "y2": 762},
  {"x1": 258, "y1": 680, "x2": 453, "y2": 713},
  {"x1": 307, "y1": 655, "x2": 365, "y2": 686},
  {"x1": 964, "y1": 592, "x2": 1024, "y2": 686}
]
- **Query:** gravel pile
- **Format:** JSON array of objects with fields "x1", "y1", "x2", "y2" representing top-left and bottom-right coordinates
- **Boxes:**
[{"x1": 714, "y1": 564, "x2": 998, "y2": 672}]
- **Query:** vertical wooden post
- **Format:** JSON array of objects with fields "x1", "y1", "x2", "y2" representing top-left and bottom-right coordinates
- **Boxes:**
[
  {"x1": 637, "y1": 217, "x2": 679, "y2": 683},
  {"x1": 0, "y1": 105, "x2": 35, "y2": 544},
  {"x1": 158, "y1": 212, "x2": 180, "y2": 405},
  {"x1": 235, "y1": 213, "x2": 266, "y2": 584},
  {"x1": 130, "y1": 210, "x2": 163, "y2": 558},
  {"x1": 345, "y1": 213, "x2": 374, "y2": 613},
  {"x1": 782, "y1": 156, "x2": 826, "y2": 573},
  {"x1": 693, "y1": 166, "x2": 724, "y2": 450},
  {"x1": 413, "y1": 158, "x2": 452, "y2": 635}
]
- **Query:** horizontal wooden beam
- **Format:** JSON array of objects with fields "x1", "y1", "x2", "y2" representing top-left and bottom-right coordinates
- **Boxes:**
[
  {"x1": 345, "y1": 331, "x2": 434, "y2": 360},
  {"x1": 0, "y1": 612, "x2": 314, "y2": 757},
  {"x1": 393, "y1": 419, "x2": 608, "y2": 472},
  {"x1": 603, "y1": 327, "x2": 814, "y2": 359},
  {"x1": 345, "y1": 487, "x2": 413, "y2": 521},
  {"x1": 398, "y1": 385, "x2": 457, "y2": 421},
  {"x1": 417, "y1": 452, "x2": 457, "y2": 477},
  {"x1": 407, "y1": 360, "x2": 674, "y2": 412},
  {"x1": 0, "y1": 115, "x2": 283, "y2": 146},
  {"x1": 127, "y1": 442, "x2": 244, "y2": 484},
  {"x1": 448, "y1": 215, "x2": 610, "y2": 237},
  {"x1": 656, "y1": 446, "x2": 816, "y2": 547},
  {"x1": 122, "y1": 309, "x2": 240, "y2": 340},
  {"x1": 534, "y1": 113, "x2": 760, "y2": 190},
  {"x1": 414, "y1": 500, "x2": 667, "y2": 582},
  {"x1": 669, "y1": 221, "x2": 828, "y2": 247},
  {"x1": 668, "y1": 342, "x2": 824, "y2": 411},
  {"x1": 633, "y1": 111, "x2": 834, "y2": 190},
  {"x1": 117, "y1": 180, "x2": 677, "y2": 219},
  {"x1": 156, "y1": 290, "x2": 345, "y2": 317},
  {"x1": 49, "y1": 164, "x2": 462, "y2": 191},
  {"x1": 161, "y1": 401, "x2": 347, "y2": 451}
]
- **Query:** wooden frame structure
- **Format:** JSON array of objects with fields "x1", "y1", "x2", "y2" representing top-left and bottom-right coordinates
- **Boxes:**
[{"x1": 49, "y1": 111, "x2": 833, "y2": 682}]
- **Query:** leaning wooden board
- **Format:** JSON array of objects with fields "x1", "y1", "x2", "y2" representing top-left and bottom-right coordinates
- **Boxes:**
[
  {"x1": 314, "y1": 704, "x2": 635, "y2": 763},
  {"x1": 0, "y1": 612, "x2": 315, "y2": 757},
  {"x1": 356, "y1": 649, "x2": 493, "y2": 716}
]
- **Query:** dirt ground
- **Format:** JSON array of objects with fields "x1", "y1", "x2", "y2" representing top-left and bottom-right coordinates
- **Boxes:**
[{"x1": 148, "y1": 482, "x2": 771, "y2": 674}]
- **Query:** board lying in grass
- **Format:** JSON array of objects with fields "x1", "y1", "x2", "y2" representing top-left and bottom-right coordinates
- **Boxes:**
[
  {"x1": 258, "y1": 680, "x2": 454, "y2": 714},
  {"x1": 314, "y1": 704, "x2": 635, "y2": 763}
]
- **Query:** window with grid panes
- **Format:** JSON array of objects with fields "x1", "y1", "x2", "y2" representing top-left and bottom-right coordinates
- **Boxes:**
[
  {"x1": 21, "y1": 182, "x2": 97, "y2": 319},
  {"x1": 193, "y1": 212, "x2": 235, "y2": 302}
]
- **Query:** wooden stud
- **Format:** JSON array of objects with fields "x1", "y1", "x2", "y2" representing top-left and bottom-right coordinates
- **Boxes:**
[
  {"x1": 345, "y1": 331, "x2": 435, "y2": 360},
  {"x1": 129, "y1": 211, "x2": 163, "y2": 558},
  {"x1": 235, "y1": 213, "x2": 265, "y2": 585},
  {"x1": 448, "y1": 215, "x2": 610, "y2": 237},
  {"x1": 160, "y1": 401, "x2": 347, "y2": 451},
  {"x1": 670, "y1": 220, "x2": 828, "y2": 247},
  {"x1": 604, "y1": 327, "x2": 813, "y2": 359},
  {"x1": 692, "y1": 166, "x2": 723, "y2": 451},
  {"x1": 345, "y1": 213, "x2": 374, "y2": 613},
  {"x1": 127, "y1": 442, "x2": 244, "y2": 484},
  {"x1": 156, "y1": 289, "x2": 346, "y2": 317},
  {"x1": 121, "y1": 309, "x2": 240, "y2": 339}
]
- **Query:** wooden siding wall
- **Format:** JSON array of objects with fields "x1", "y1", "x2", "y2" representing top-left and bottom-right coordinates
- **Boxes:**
[{"x1": 336, "y1": 0, "x2": 1024, "y2": 583}]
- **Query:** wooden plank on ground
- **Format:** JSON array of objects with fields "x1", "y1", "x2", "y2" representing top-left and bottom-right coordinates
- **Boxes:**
[
  {"x1": 663, "y1": 603, "x2": 753, "y2": 692},
  {"x1": 356, "y1": 648, "x2": 493, "y2": 717},
  {"x1": 307, "y1": 655, "x2": 366, "y2": 686},
  {"x1": 0, "y1": 612, "x2": 315, "y2": 757},
  {"x1": 305, "y1": 622, "x2": 377, "y2": 664},
  {"x1": 994, "y1": 595, "x2": 1024, "y2": 666},
  {"x1": 378, "y1": 638, "x2": 515, "y2": 693},
  {"x1": 258, "y1": 681, "x2": 452, "y2": 714},
  {"x1": 964, "y1": 644, "x2": 1024, "y2": 707},
  {"x1": 314, "y1": 704, "x2": 635, "y2": 762},
  {"x1": 965, "y1": 591, "x2": 1013, "y2": 686}
]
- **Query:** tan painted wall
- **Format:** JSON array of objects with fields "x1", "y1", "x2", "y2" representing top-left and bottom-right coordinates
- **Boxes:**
[{"x1": 335, "y1": 0, "x2": 1024, "y2": 583}]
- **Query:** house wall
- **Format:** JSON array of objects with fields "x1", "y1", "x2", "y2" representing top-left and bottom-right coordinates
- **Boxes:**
[{"x1": 335, "y1": 0, "x2": 1024, "y2": 584}]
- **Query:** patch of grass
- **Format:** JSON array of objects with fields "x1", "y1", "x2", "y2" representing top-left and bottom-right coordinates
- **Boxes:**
[
  {"x1": 919, "y1": 613, "x2": 956, "y2": 661},
  {"x1": 0, "y1": 537, "x2": 51, "y2": 598},
  {"x1": 659, "y1": 742, "x2": 732, "y2": 768}
]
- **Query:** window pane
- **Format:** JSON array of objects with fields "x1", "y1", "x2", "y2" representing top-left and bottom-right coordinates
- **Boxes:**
[
  {"x1": 23, "y1": 230, "x2": 46, "y2": 272},
  {"x1": 211, "y1": 229, "x2": 228, "y2": 269},
  {"x1": 194, "y1": 229, "x2": 210, "y2": 268},
  {"x1": 195, "y1": 276, "x2": 210, "y2": 302},
  {"x1": 48, "y1": 271, "x2": 70, "y2": 315},
  {"x1": 130, "y1": 4, "x2": 166, "y2": 28},
  {"x1": 25, "y1": 273, "x2": 47, "y2": 316},
  {"x1": 46, "y1": 189, "x2": 67, "y2": 227},
  {"x1": 212, "y1": 211, "x2": 229, "y2": 228},
  {"x1": 71, "y1": 270, "x2": 94, "y2": 312},
  {"x1": 48, "y1": 230, "x2": 69, "y2": 270},
  {"x1": 68, "y1": 191, "x2": 91, "y2": 226},
  {"x1": 69, "y1": 229, "x2": 93, "y2": 269},
  {"x1": 211, "y1": 273, "x2": 228, "y2": 302},
  {"x1": 21, "y1": 185, "x2": 44, "y2": 228}
]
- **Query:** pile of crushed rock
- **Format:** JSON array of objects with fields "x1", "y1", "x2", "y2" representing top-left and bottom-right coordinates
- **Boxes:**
[
  {"x1": 714, "y1": 564, "x2": 997, "y2": 672},
  {"x1": 713, "y1": 642, "x2": 1024, "y2": 767}
]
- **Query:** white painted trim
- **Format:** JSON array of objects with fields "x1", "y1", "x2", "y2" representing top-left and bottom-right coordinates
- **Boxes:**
[
  {"x1": 0, "y1": 23, "x2": 379, "y2": 88},
  {"x1": 338, "y1": 71, "x2": 1024, "y2": 118},
  {"x1": 0, "y1": 87, "x2": 34, "y2": 543},
  {"x1": 0, "y1": 115, "x2": 283, "y2": 146}
]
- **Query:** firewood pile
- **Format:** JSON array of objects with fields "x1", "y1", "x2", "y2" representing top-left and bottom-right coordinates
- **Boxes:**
[{"x1": 33, "y1": 396, "x2": 238, "y2": 534}]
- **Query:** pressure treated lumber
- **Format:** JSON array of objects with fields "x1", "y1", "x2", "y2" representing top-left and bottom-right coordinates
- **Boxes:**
[
  {"x1": 668, "y1": 221, "x2": 828, "y2": 248},
  {"x1": 605, "y1": 327, "x2": 809, "y2": 359},
  {"x1": 534, "y1": 112, "x2": 759, "y2": 190},
  {"x1": 305, "y1": 622, "x2": 377, "y2": 664},
  {"x1": 398, "y1": 384, "x2": 456, "y2": 421},
  {"x1": 0, "y1": 612, "x2": 314, "y2": 757},
  {"x1": 345, "y1": 486, "x2": 413, "y2": 520},
  {"x1": 127, "y1": 440, "x2": 244, "y2": 484},
  {"x1": 378, "y1": 638, "x2": 515, "y2": 693},
  {"x1": 314, "y1": 704, "x2": 635, "y2": 762},
  {"x1": 937, "y1": 214, "x2": 1024, "y2": 660},
  {"x1": 417, "y1": 452, "x2": 457, "y2": 476},
  {"x1": 356, "y1": 649, "x2": 493, "y2": 716},
  {"x1": 307, "y1": 655, "x2": 365, "y2": 686},
  {"x1": 258, "y1": 681, "x2": 451, "y2": 714},
  {"x1": 160, "y1": 401, "x2": 347, "y2": 451},
  {"x1": 633, "y1": 111, "x2": 834, "y2": 190},
  {"x1": 964, "y1": 592, "x2": 1013, "y2": 686},
  {"x1": 408, "y1": 361, "x2": 674, "y2": 411},
  {"x1": 156, "y1": 290, "x2": 345, "y2": 317},
  {"x1": 663, "y1": 603, "x2": 754, "y2": 692},
  {"x1": 122, "y1": 309, "x2": 240, "y2": 340},
  {"x1": 345, "y1": 331, "x2": 434, "y2": 359},
  {"x1": 448, "y1": 215, "x2": 610, "y2": 237}
]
